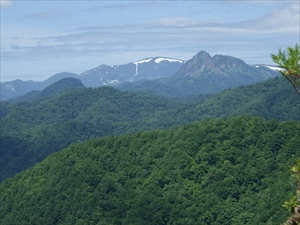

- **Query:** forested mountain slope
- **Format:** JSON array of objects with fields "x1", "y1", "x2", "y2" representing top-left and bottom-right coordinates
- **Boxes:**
[
  {"x1": 1, "y1": 116, "x2": 299, "y2": 224},
  {"x1": 8, "y1": 77, "x2": 85, "y2": 103},
  {"x1": 0, "y1": 72, "x2": 79, "y2": 101},
  {"x1": 1, "y1": 76, "x2": 299, "y2": 182},
  {"x1": 0, "y1": 87, "x2": 183, "y2": 182},
  {"x1": 184, "y1": 76, "x2": 300, "y2": 122}
]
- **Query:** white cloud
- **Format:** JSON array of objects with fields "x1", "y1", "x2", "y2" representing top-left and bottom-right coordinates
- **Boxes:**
[
  {"x1": 85, "y1": 2, "x2": 165, "y2": 12},
  {"x1": 0, "y1": 0, "x2": 14, "y2": 9},
  {"x1": 1, "y1": 8, "x2": 298, "y2": 63},
  {"x1": 147, "y1": 3, "x2": 299, "y2": 34},
  {"x1": 147, "y1": 17, "x2": 200, "y2": 28},
  {"x1": 1, "y1": 1, "x2": 299, "y2": 81},
  {"x1": 25, "y1": 9, "x2": 69, "y2": 21},
  {"x1": 234, "y1": 3, "x2": 300, "y2": 33}
]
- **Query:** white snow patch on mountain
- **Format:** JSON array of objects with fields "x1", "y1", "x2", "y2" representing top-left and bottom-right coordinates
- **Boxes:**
[
  {"x1": 107, "y1": 79, "x2": 119, "y2": 84},
  {"x1": 154, "y1": 58, "x2": 184, "y2": 63},
  {"x1": 265, "y1": 65, "x2": 284, "y2": 71},
  {"x1": 133, "y1": 58, "x2": 153, "y2": 64},
  {"x1": 133, "y1": 58, "x2": 153, "y2": 76},
  {"x1": 133, "y1": 63, "x2": 139, "y2": 76},
  {"x1": 5, "y1": 84, "x2": 15, "y2": 91}
]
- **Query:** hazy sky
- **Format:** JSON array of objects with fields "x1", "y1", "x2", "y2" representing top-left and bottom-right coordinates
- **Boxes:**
[{"x1": 1, "y1": 0, "x2": 299, "y2": 82}]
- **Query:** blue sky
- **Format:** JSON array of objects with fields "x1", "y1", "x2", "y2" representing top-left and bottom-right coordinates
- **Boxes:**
[{"x1": 1, "y1": 0, "x2": 299, "y2": 82}]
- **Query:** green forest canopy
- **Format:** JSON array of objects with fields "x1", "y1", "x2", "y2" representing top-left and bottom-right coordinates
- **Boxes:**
[
  {"x1": 1, "y1": 116, "x2": 300, "y2": 225},
  {"x1": 1, "y1": 76, "x2": 299, "y2": 182}
]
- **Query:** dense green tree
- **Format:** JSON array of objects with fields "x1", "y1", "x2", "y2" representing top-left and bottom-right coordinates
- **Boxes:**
[
  {"x1": 282, "y1": 158, "x2": 300, "y2": 225},
  {"x1": 271, "y1": 44, "x2": 300, "y2": 93},
  {"x1": 271, "y1": 45, "x2": 300, "y2": 224},
  {"x1": 1, "y1": 116, "x2": 299, "y2": 224}
]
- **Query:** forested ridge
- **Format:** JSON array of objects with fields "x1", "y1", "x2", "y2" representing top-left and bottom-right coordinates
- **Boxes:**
[
  {"x1": 1, "y1": 76, "x2": 300, "y2": 182},
  {"x1": 7, "y1": 77, "x2": 85, "y2": 103},
  {"x1": 1, "y1": 116, "x2": 299, "y2": 224}
]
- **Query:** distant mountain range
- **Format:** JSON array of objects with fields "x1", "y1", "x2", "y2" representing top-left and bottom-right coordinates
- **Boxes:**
[
  {"x1": 0, "y1": 72, "x2": 80, "y2": 101},
  {"x1": 117, "y1": 51, "x2": 280, "y2": 97},
  {"x1": 1, "y1": 51, "x2": 281, "y2": 100},
  {"x1": 1, "y1": 57, "x2": 184, "y2": 101}
]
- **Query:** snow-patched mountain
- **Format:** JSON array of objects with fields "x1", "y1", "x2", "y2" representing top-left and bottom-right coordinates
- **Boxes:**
[
  {"x1": 0, "y1": 53, "x2": 282, "y2": 101},
  {"x1": 252, "y1": 64, "x2": 284, "y2": 72},
  {"x1": 79, "y1": 57, "x2": 184, "y2": 87},
  {"x1": 0, "y1": 57, "x2": 184, "y2": 101},
  {"x1": 118, "y1": 51, "x2": 280, "y2": 97}
]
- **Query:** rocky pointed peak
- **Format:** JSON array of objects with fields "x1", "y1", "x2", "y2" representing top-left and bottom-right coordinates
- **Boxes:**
[
  {"x1": 176, "y1": 50, "x2": 214, "y2": 76},
  {"x1": 195, "y1": 50, "x2": 212, "y2": 58},
  {"x1": 190, "y1": 51, "x2": 213, "y2": 65},
  {"x1": 212, "y1": 54, "x2": 248, "y2": 71}
]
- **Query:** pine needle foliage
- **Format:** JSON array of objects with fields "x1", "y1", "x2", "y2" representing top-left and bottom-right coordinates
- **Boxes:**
[
  {"x1": 271, "y1": 44, "x2": 300, "y2": 93},
  {"x1": 283, "y1": 159, "x2": 300, "y2": 225}
]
